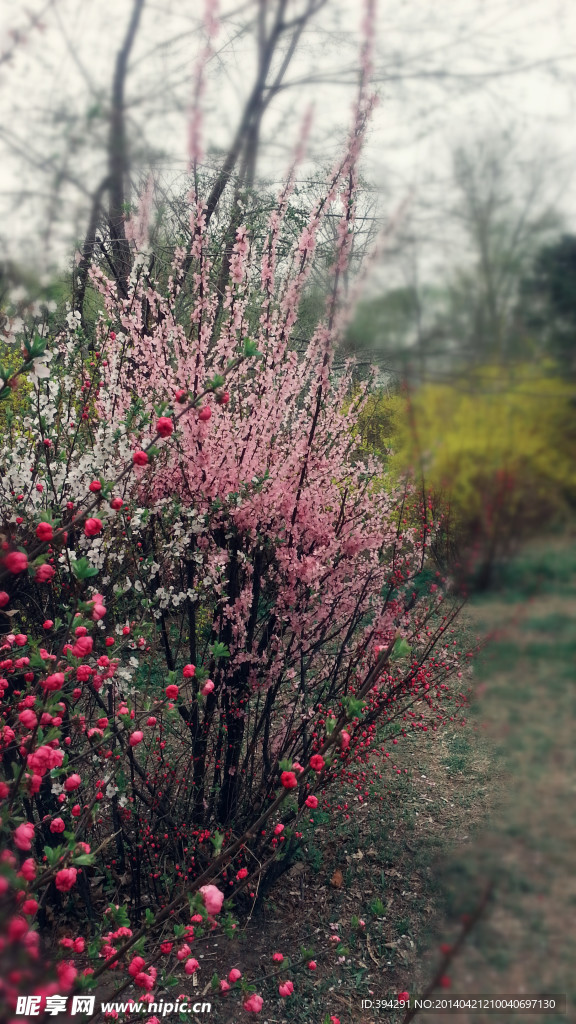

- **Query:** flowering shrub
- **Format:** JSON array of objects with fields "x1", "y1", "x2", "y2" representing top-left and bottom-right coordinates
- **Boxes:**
[{"x1": 0, "y1": 6, "x2": 468, "y2": 1017}]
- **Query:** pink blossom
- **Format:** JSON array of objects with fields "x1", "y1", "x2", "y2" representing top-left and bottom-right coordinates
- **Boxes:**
[
  {"x1": 157, "y1": 417, "x2": 174, "y2": 438},
  {"x1": 35, "y1": 521, "x2": 54, "y2": 541},
  {"x1": 165, "y1": 684, "x2": 179, "y2": 699},
  {"x1": 280, "y1": 771, "x2": 297, "y2": 789},
  {"x1": 219, "y1": 980, "x2": 231, "y2": 994},
  {"x1": 309, "y1": 754, "x2": 325, "y2": 772},
  {"x1": 184, "y1": 958, "x2": 199, "y2": 975},
  {"x1": 63, "y1": 770, "x2": 80, "y2": 794},
  {"x1": 201, "y1": 679, "x2": 214, "y2": 695},
  {"x1": 18, "y1": 709, "x2": 37, "y2": 729},
  {"x1": 55, "y1": 867, "x2": 78, "y2": 892},
  {"x1": 278, "y1": 981, "x2": 294, "y2": 997},
  {"x1": 0, "y1": 591, "x2": 9, "y2": 607},
  {"x1": 200, "y1": 884, "x2": 224, "y2": 915},
  {"x1": 133, "y1": 450, "x2": 148, "y2": 466},
  {"x1": 129, "y1": 731, "x2": 144, "y2": 747},
  {"x1": 84, "y1": 518, "x2": 103, "y2": 537},
  {"x1": 14, "y1": 822, "x2": 34, "y2": 850},
  {"x1": 305, "y1": 794, "x2": 318, "y2": 809},
  {"x1": 198, "y1": 405, "x2": 211, "y2": 422},
  {"x1": 243, "y1": 994, "x2": 263, "y2": 1013},
  {"x1": 228, "y1": 968, "x2": 242, "y2": 983},
  {"x1": 4, "y1": 551, "x2": 28, "y2": 574},
  {"x1": 182, "y1": 664, "x2": 195, "y2": 678},
  {"x1": 50, "y1": 817, "x2": 65, "y2": 833}
]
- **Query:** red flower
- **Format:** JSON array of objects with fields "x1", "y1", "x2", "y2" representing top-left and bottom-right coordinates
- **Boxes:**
[
  {"x1": 309, "y1": 754, "x2": 325, "y2": 772},
  {"x1": 278, "y1": 981, "x2": 293, "y2": 997},
  {"x1": 133, "y1": 450, "x2": 148, "y2": 466},
  {"x1": 0, "y1": 591, "x2": 9, "y2": 607},
  {"x1": 156, "y1": 416, "x2": 174, "y2": 437},
  {"x1": 110, "y1": 497, "x2": 123, "y2": 510},
  {"x1": 35, "y1": 564, "x2": 56, "y2": 583},
  {"x1": 4, "y1": 551, "x2": 28, "y2": 574},
  {"x1": 198, "y1": 405, "x2": 211, "y2": 422},
  {"x1": 84, "y1": 518, "x2": 103, "y2": 537},
  {"x1": 35, "y1": 522, "x2": 53, "y2": 542},
  {"x1": 89, "y1": 480, "x2": 102, "y2": 493},
  {"x1": 14, "y1": 822, "x2": 34, "y2": 850},
  {"x1": 280, "y1": 771, "x2": 297, "y2": 789},
  {"x1": 305, "y1": 794, "x2": 318, "y2": 809},
  {"x1": 398, "y1": 992, "x2": 409, "y2": 1004},
  {"x1": 55, "y1": 867, "x2": 78, "y2": 892},
  {"x1": 165, "y1": 684, "x2": 179, "y2": 699},
  {"x1": 129, "y1": 731, "x2": 144, "y2": 747},
  {"x1": 175, "y1": 389, "x2": 188, "y2": 403},
  {"x1": 182, "y1": 663, "x2": 195, "y2": 678},
  {"x1": 243, "y1": 994, "x2": 263, "y2": 1013}
]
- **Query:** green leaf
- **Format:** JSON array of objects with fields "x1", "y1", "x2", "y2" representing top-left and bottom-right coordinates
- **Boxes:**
[
  {"x1": 209, "y1": 641, "x2": 230, "y2": 659},
  {"x1": 242, "y1": 338, "x2": 262, "y2": 359},
  {"x1": 71, "y1": 557, "x2": 99, "y2": 580},
  {"x1": 390, "y1": 638, "x2": 412, "y2": 661}
]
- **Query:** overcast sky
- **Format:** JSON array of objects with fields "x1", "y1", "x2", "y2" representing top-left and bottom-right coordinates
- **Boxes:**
[{"x1": 1, "y1": 0, "x2": 575, "y2": 283}]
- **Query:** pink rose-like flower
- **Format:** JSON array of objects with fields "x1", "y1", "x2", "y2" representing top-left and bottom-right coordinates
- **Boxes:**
[
  {"x1": 84, "y1": 518, "x2": 102, "y2": 537},
  {"x1": 14, "y1": 822, "x2": 34, "y2": 850},
  {"x1": 272, "y1": 953, "x2": 283, "y2": 963},
  {"x1": 182, "y1": 664, "x2": 195, "y2": 678},
  {"x1": 156, "y1": 417, "x2": 173, "y2": 438},
  {"x1": 36, "y1": 522, "x2": 54, "y2": 542},
  {"x1": 55, "y1": 867, "x2": 78, "y2": 892},
  {"x1": 176, "y1": 944, "x2": 191, "y2": 961},
  {"x1": 19, "y1": 858, "x2": 36, "y2": 881},
  {"x1": 50, "y1": 817, "x2": 65, "y2": 834},
  {"x1": 278, "y1": 981, "x2": 294, "y2": 998},
  {"x1": 280, "y1": 771, "x2": 297, "y2": 789},
  {"x1": 129, "y1": 731, "x2": 143, "y2": 747},
  {"x1": 201, "y1": 680, "x2": 214, "y2": 696},
  {"x1": 71, "y1": 635, "x2": 93, "y2": 658},
  {"x1": 175, "y1": 388, "x2": 187, "y2": 403},
  {"x1": 110, "y1": 497, "x2": 123, "y2": 510},
  {"x1": 128, "y1": 957, "x2": 146, "y2": 977},
  {"x1": 398, "y1": 992, "x2": 409, "y2": 1004},
  {"x1": 200, "y1": 884, "x2": 224, "y2": 915},
  {"x1": 184, "y1": 958, "x2": 199, "y2": 975},
  {"x1": 305, "y1": 795, "x2": 318, "y2": 809},
  {"x1": 42, "y1": 672, "x2": 65, "y2": 692},
  {"x1": 198, "y1": 405, "x2": 211, "y2": 422},
  {"x1": 43, "y1": 619, "x2": 54, "y2": 629},
  {"x1": 19, "y1": 709, "x2": 37, "y2": 729},
  {"x1": 22, "y1": 898, "x2": 39, "y2": 916},
  {"x1": 89, "y1": 480, "x2": 102, "y2": 493},
  {"x1": 273, "y1": 824, "x2": 284, "y2": 835},
  {"x1": 35, "y1": 564, "x2": 56, "y2": 583},
  {"x1": 4, "y1": 551, "x2": 28, "y2": 574},
  {"x1": 340, "y1": 731, "x2": 351, "y2": 750},
  {"x1": 133, "y1": 450, "x2": 148, "y2": 466},
  {"x1": 165, "y1": 684, "x2": 179, "y2": 699},
  {"x1": 228, "y1": 968, "x2": 242, "y2": 983},
  {"x1": 219, "y1": 979, "x2": 231, "y2": 994},
  {"x1": 243, "y1": 994, "x2": 263, "y2": 1013},
  {"x1": 0, "y1": 591, "x2": 10, "y2": 607},
  {"x1": 309, "y1": 754, "x2": 325, "y2": 772},
  {"x1": 307, "y1": 960, "x2": 317, "y2": 971}
]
